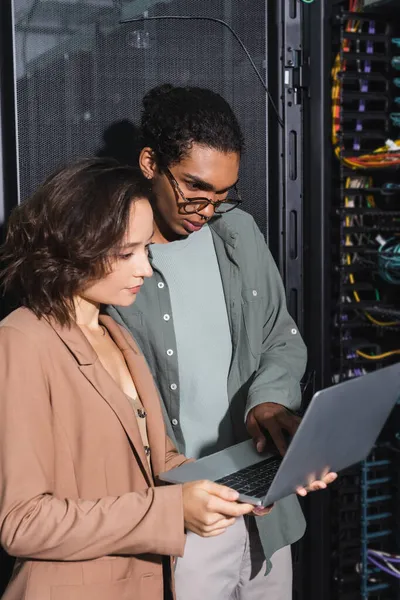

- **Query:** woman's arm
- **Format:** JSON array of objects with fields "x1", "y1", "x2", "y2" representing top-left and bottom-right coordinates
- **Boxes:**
[
  {"x1": 164, "y1": 436, "x2": 194, "y2": 472},
  {"x1": 0, "y1": 326, "x2": 186, "y2": 561}
]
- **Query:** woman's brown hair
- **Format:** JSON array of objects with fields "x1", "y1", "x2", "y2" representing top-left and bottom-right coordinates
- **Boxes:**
[{"x1": 0, "y1": 158, "x2": 154, "y2": 325}]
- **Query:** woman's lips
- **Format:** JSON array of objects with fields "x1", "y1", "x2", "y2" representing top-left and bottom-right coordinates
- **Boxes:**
[{"x1": 127, "y1": 285, "x2": 142, "y2": 294}]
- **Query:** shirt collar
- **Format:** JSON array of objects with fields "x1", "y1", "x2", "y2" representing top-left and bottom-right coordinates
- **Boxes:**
[{"x1": 209, "y1": 215, "x2": 238, "y2": 249}]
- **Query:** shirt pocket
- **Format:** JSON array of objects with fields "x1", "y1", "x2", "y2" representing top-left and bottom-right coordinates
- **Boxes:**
[{"x1": 241, "y1": 287, "x2": 264, "y2": 358}]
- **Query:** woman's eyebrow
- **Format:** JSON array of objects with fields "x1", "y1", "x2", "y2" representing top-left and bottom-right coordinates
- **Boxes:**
[{"x1": 122, "y1": 231, "x2": 154, "y2": 249}]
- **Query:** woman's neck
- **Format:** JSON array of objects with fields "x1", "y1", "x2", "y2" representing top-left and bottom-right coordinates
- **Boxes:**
[{"x1": 73, "y1": 296, "x2": 101, "y2": 330}]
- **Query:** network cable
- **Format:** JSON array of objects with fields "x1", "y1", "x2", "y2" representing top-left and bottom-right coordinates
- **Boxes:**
[
  {"x1": 356, "y1": 348, "x2": 400, "y2": 360},
  {"x1": 343, "y1": 177, "x2": 400, "y2": 326},
  {"x1": 332, "y1": 2, "x2": 400, "y2": 168},
  {"x1": 120, "y1": 15, "x2": 284, "y2": 128},
  {"x1": 378, "y1": 237, "x2": 400, "y2": 284},
  {"x1": 368, "y1": 549, "x2": 400, "y2": 580}
]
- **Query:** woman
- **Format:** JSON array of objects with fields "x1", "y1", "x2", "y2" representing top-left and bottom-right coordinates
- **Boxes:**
[{"x1": 0, "y1": 158, "x2": 260, "y2": 600}]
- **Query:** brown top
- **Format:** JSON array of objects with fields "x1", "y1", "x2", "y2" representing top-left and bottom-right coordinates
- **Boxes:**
[
  {"x1": 126, "y1": 393, "x2": 151, "y2": 466},
  {"x1": 0, "y1": 308, "x2": 188, "y2": 600}
]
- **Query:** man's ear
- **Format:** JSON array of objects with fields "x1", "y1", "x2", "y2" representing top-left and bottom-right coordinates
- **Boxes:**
[{"x1": 139, "y1": 147, "x2": 158, "y2": 179}]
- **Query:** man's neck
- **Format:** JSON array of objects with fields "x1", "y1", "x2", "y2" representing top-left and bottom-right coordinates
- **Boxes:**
[{"x1": 152, "y1": 214, "x2": 188, "y2": 244}]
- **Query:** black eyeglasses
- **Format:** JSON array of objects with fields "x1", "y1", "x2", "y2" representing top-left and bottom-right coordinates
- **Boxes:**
[{"x1": 165, "y1": 168, "x2": 242, "y2": 215}]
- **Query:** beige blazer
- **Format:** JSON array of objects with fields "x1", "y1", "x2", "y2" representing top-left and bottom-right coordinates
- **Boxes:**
[{"x1": 0, "y1": 308, "x2": 188, "y2": 600}]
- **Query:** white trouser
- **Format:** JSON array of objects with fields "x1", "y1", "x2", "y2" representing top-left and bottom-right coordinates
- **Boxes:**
[{"x1": 175, "y1": 516, "x2": 292, "y2": 600}]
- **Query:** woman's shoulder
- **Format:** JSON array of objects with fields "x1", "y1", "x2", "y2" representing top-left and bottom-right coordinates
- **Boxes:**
[{"x1": 0, "y1": 307, "x2": 52, "y2": 340}]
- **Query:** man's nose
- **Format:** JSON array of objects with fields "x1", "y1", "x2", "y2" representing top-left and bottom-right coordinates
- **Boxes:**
[{"x1": 198, "y1": 201, "x2": 216, "y2": 220}]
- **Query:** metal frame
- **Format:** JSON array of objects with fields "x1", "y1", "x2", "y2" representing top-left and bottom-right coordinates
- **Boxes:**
[
  {"x1": 266, "y1": 0, "x2": 306, "y2": 334},
  {"x1": 302, "y1": 0, "x2": 333, "y2": 394},
  {"x1": 281, "y1": 0, "x2": 305, "y2": 333},
  {"x1": 0, "y1": 0, "x2": 19, "y2": 227},
  {"x1": 0, "y1": 16, "x2": 18, "y2": 599},
  {"x1": 265, "y1": 0, "x2": 281, "y2": 264},
  {"x1": 301, "y1": 0, "x2": 334, "y2": 598}
]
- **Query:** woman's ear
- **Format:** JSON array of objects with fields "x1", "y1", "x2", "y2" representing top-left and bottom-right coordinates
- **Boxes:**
[{"x1": 139, "y1": 147, "x2": 157, "y2": 180}]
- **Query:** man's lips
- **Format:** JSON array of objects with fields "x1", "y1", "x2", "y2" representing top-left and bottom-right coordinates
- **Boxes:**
[{"x1": 183, "y1": 219, "x2": 204, "y2": 232}]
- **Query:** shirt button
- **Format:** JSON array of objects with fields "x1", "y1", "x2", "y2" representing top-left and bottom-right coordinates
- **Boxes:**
[
  {"x1": 158, "y1": 282, "x2": 165, "y2": 289},
  {"x1": 170, "y1": 383, "x2": 177, "y2": 390},
  {"x1": 172, "y1": 419, "x2": 179, "y2": 426},
  {"x1": 167, "y1": 349, "x2": 174, "y2": 356},
  {"x1": 252, "y1": 290, "x2": 258, "y2": 297},
  {"x1": 291, "y1": 328, "x2": 297, "y2": 335},
  {"x1": 163, "y1": 314, "x2": 170, "y2": 321}
]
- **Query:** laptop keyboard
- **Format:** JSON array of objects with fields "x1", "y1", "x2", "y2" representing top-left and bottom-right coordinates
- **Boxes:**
[{"x1": 215, "y1": 456, "x2": 282, "y2": 499}]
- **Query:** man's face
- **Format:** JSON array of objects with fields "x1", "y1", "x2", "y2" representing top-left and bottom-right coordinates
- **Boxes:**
[{"x1": 143, "y1": 144, "x2": 240, "y2": 242}]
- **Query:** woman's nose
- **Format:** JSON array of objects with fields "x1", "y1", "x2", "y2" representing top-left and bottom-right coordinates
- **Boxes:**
[{"x1": 135, "y1": 254, "x2": 153, "y2": 279}]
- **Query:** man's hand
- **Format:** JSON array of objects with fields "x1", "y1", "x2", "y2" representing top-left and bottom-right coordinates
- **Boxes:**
[
  {"x1": 295, "y1": 472, "x2": 338, "y2": 497},
  {"x1": 246, "y1": 402, "x2": 338, "y2": 496},
  {"x1": 246, "y1": 402, "x2": 300, "y2": 456}
]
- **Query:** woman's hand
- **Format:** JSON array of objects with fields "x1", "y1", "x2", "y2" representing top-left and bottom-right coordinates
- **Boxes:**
[
  {"x1": 252, "y1": 504, "x2": 273, "y2": 517},
  {"x1": 182, "y1": 480, "x2": 254, "y2": 537}
]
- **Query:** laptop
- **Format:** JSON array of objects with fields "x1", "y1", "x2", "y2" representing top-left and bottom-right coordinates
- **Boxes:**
[{"x1": 160, "y1": 363, "x2": 400, "y2": 506}]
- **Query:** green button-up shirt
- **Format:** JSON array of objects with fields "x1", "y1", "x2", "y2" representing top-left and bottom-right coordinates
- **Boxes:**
[{"x1": 107, "y1": 208, "x2": 307, "y2": 572}]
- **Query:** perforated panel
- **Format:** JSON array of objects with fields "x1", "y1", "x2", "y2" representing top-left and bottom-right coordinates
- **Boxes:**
[{"x1": 13, "y1": 0, "x2": 268, "y2": 234}]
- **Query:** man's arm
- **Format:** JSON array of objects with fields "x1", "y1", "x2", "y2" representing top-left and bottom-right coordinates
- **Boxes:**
[{"x1": 245, "y1": 220, "x2": 307, "y2": 456}]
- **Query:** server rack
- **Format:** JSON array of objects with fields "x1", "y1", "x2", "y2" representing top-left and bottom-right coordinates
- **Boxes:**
[{"x1": 302, "y1": 1, "x2": 400, "y2": 599}]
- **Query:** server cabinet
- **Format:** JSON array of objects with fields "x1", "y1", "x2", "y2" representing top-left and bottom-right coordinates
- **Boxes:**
[{"x1": 303, "y1": 1, "x2": 400, "y2": 599}]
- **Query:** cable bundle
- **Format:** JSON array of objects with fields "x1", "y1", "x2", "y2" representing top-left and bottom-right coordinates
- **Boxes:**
[
  {"x1": 378, "y1": 237, "x2": 400, "y2": 284},
  {"x1": 342, "y1": 176, "x2": 400, "y2": 333},
  {"x1": 331, "y1": 2, "x2": 400, "y2": 168},
  {"x1": 335, "y1": 140, "x2": 400, "y2": 169},
  {"x1": 367, "y1": 549, "x2": 400, "y2": 580},
  {"x1": 334, "y1": 6, "x2": 400, "y2": 367}
]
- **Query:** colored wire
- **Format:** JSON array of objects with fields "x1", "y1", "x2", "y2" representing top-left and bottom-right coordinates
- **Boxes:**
[
  {"x1": 369, "y1": 549, "x2": 400, "y2": 563},
  {"x1": 364, "y1": 312, "x2": 400, "y2": 326},
  {"x1": 344, "y1": 176, "x2": 400, "y2": 326},
  {"x1": 332, "y1": 1, "x2": 362, "y2": 149},
  {"x1": 335, "y1": 142, "x2": 400, "y2": 169},
  {"x1": 368, "y1": 555, "x2": 400, "y2": 580},
  {"x1": 368, "y1": 550, "x2": 400, "y2": 580},
  {"x1": 356, "y1": 349, "x2": 400, "y2": 360},
  {"x1": 331, "y1": 2, "x2": 400, "y2": 168}
]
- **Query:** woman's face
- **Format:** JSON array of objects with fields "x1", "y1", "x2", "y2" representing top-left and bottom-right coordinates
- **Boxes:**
[{"x1": 80, "y1": 198, "x2": 154, "y2": 307}]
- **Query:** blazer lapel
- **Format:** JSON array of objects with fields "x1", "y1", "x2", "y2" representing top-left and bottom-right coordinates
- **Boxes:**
[
  {"x1": 48, "y1": 317, "x2": 153, "y2": 485},
  {"x1": 100, "y1": 316, "x2": 167, "y2": 478}
]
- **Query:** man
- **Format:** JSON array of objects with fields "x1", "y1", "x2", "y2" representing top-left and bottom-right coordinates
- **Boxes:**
[{"x1": 107, "y1": 84, "x2": 335, "y2": 599}]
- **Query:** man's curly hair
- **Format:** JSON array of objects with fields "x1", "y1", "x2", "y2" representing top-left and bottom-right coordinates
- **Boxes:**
[
  {"x1": 0, "y1": 158, "x2": 154, "y2": 326},
  {"x1": 140, "y1": 84, "x2": 244, "y2": 169}
]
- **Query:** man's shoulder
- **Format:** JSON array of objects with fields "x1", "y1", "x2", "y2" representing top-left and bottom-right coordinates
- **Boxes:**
[
  {"x1": 211, "y1": 209, "x2": 265, "y2": 253},
  {"x1": 216, "y1": 208, "x2": 258, "y2": 234}
]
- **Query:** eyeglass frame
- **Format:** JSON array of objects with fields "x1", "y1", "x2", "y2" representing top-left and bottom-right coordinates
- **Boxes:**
[{"x1": 164, "y1": 167, "x2": 242, "y2": 215}]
